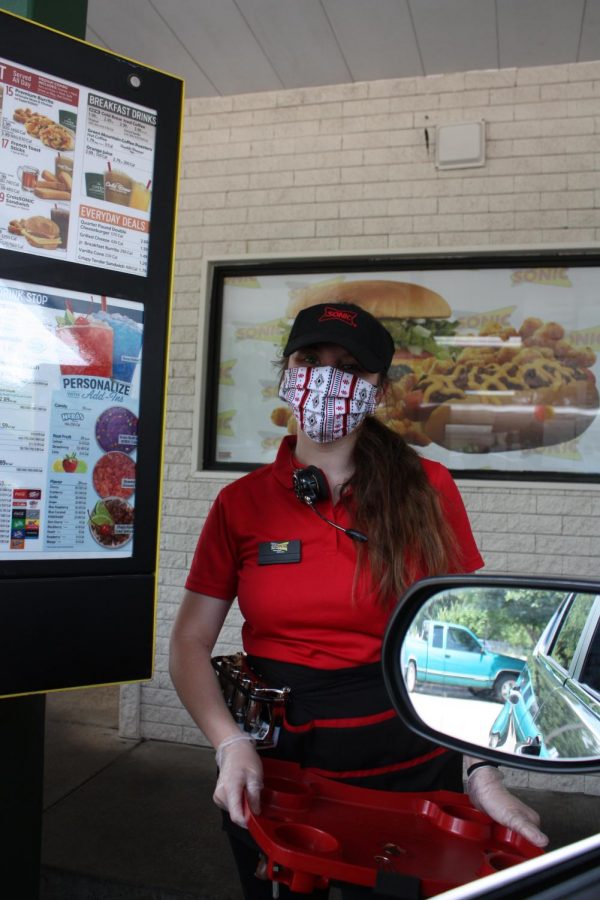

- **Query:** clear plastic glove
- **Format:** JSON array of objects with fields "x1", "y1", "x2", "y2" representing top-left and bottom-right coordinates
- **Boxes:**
[
  {"x1": 468, "y1": 765, "x2": 549, "y2": 848},
  {"x1": 213, "y1": 734, "x2": 263, "y2": 829}
]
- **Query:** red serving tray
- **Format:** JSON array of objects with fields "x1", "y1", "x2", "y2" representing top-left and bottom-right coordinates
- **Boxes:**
[{"x1": 246, "y1": 758, "x2": 544, "y2": 896}]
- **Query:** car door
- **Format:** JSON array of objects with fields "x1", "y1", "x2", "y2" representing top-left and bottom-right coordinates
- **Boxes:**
[
  {"x1": 533, "y1": 593, "x2": 600, "y2": 758},
  {"x1": 442, "y1": 624, "x2": 486, "y2": 687}
]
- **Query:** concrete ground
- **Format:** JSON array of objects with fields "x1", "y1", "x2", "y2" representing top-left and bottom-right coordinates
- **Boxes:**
[{"x1": 40, "y1": 686, "x2": 600, "y2": 900}]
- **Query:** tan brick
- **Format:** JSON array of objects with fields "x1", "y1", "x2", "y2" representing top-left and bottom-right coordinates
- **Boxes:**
[
  {"x1": 364, "y1": 216, "x2": 413, "y2": 235},
  {"x1": 514, "y1": 100, "x2": 568, "y2": 120},
  {"x1": 388, "y1": 197, "x2": 438, "y2": 216},
  {"x1": 465, "y1": 69, "x2": 517, "y2": 89},
  {"x1": 232, "y1": 91, "x2": 278, "y2": 111},
  {"x1": 276, "y1": 83, "x2": 368, "y2": 107},
  {"x1": 182, "y1": 127, "x2": 231, "y2": 147},
  {"x1": 541, "y1": 81, "x2": 598, "y2": 101},
  {"x1": 316, "y1": 183, "x2": 364, "y2": 202},
  {"x1": 342, "y1": 113, "x2": 408, "y2": 133},
  {"x1": 438, "y1": 89, "x2": 489, "y2": 109},
  {"x1": 541, "y1": 154, "x2": 595, "y2": 173},
  {"x1": 316, "y1": 219, "x2": 363, "y2": 237},
  {"x1": 540, "y1": 190, "x2": 594, "y2": 210},
  {"x1": 567, "y1": 98, "x2": 600, "y2": 117},
  {"x1": 342, "y1": 129, "x2": 414, "y2": 150},
  {"x1": 438, "y1": 195, "x2": 488, "y2": 214},
  {"x1": 390, "y1": 232, "x2": 439, "y2": 248},
  {"x1": 339, "y1": 235, "x2": 389, "y2": 250},
  {"x1": 247, "y1": 236, "x2": 340, "y2": 253},
  {"x1": 487, "y1": 156, "x2": 543, "y2": 176},
  {"x1": 188, "y1": 96, "x2": 233, "y2": 115},
  {"x1": 515, "y1": 209, "x2": 567, "y2": 229},
  {"x1": 489, "y1": 85, "x2": 540, "y2": 105},
  {"x1": 368, "y1": 76, "x2": 418, "y2": 98},
  {"x1": 462, "y1": 175, "x2": 514, "y2": 195},
  {"x1": 342, "y1": 97, "x2": 390, "y2": 117},
  {"x1": 339, "y1": 199, "x2": 388, "y2": 218},
  {"x1": 248, "y1": 171, "x2": 295, "y2": 189},
  {"x1": 422, "y1": 72, "x2": 467, "y2": 95},
  {"x1": 438, "y1": 231, "x2": 491, "y2": 246},
  {"x1": 489, "y1": 193, "x2": 540, "y2": 212},
  {"x1": 294, "y1": 168, "x2": 341, "y2": 186},
  {"x1": 367, "y1": 145, "x2": 421, "y2": 165},
  {"x1": 568, "y1": 209, "x2": 600, "y2": 228},
  {"x1": 568, "y1": 61, "x2": 600, "y2": 81},
  {"x1": 247, "y1": 202, "x2": 338, "y2": 223},
  {"x1": 516, "y1": 64, "x2": 569, "y2": 85}
]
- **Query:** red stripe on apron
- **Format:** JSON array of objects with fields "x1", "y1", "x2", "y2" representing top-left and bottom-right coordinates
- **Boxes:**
[
  {"x1": 305, "y1": 746, "x2": 449, "y2": 780},
  {"x1": 283, "y1": 707, "x2": 398, "y2": 733}
]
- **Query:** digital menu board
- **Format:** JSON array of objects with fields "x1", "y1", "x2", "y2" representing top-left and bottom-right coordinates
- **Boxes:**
[
  {"x1": 0, "y1": 278, "x2": 142, "y2": 559},
  {"x1": 0, "y1": 55, "x2": 155, "y2": 276},
  {"x1": 0, "y1": 8, "x2": 182, "y2": 700}
]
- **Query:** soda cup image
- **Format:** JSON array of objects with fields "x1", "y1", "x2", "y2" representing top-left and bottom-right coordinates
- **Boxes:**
[
  {"x1": 56, "y1": 318, "x2": 114, "y2": 376},
  {"x1": 96, "y1": 311, "x2": 143, "y2": 383}
]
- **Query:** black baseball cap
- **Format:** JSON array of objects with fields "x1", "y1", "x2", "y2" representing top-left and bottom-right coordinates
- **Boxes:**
[{"x1": 283, "y1": 302, "x2": 395, "y2": 373}]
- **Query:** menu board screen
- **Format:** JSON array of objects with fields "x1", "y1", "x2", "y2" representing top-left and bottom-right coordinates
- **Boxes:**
[
  {"x1": 0, "y1": 278, "x2": 142, "y2": 559},
  {"x1": 0, "y1": 57, "x2": 155, "y2": 276},
  {"x1": 207, "y1": 261, "x2": 600, "y2": 479}
]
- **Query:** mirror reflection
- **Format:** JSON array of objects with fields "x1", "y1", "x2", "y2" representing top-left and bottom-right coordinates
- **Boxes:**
[{"x1": 400, "y1": 586, "x2": 600, "y2": 760}]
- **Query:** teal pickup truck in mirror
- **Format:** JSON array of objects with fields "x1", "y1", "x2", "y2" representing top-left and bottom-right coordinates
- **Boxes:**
[
  {"x1": 383, "y1": 576, "x2": 600, "y2": 767},
  {"x1": 403, "y1": 619, "x2": 526, "y2": 702}
]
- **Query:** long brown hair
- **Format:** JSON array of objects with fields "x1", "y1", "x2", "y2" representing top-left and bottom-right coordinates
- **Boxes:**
[
  {"x1": 344, "y1": 414, "x2": 460, "y2": 608},
  {"x1": 277, "y1": 357, "x2": 461, "y2": 607}
]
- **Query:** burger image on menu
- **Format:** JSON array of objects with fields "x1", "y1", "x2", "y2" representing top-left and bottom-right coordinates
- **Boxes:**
[{"x1": 281, "y1": 279, "x2": 600, "y2": 453}]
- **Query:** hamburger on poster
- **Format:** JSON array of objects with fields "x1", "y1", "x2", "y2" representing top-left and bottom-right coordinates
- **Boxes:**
[{"x1": 287, "y1": 279, "x2": 459, "y2": 380}]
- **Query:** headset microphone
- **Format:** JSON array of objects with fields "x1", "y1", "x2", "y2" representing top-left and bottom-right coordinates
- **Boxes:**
[{"x1": 292, "y1": 466, "x2": 368, "y2": 544}]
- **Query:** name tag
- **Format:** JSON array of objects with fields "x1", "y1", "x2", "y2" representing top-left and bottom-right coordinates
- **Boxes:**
[{"x1": 258, "y1": 539, "x2": 301, "y2": 565}]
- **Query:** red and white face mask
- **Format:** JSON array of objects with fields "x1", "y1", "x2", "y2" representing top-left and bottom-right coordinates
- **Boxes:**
[{"x1": 279, "y1": 366, "x2": 379, "y2": 444}]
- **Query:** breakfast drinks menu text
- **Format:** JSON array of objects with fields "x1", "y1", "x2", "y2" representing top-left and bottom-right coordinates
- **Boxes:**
[{"x1": 0, "y1": 57, "x2": 156, "y2": 276}]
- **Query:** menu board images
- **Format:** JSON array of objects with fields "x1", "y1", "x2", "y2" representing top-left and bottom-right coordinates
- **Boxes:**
[
  {"x1": 0, "y1": 279, "x2": 143, "y2": 559},
  {"x1": 0, "y1": 58, "x2": 156, "y2": 276},
  {"x1": 212, "y1": 265, "x2": 600, "y2": 477}
]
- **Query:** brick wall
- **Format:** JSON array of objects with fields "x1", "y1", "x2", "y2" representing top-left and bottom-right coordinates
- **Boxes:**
[{"x1": 129, "y1": 61, "x2": 600, "y2": 794}]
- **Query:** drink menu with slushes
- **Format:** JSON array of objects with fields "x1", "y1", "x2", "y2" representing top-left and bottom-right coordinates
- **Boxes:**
[{"x1": 0, "y1": 279, "x2": 143, "y2": 560}]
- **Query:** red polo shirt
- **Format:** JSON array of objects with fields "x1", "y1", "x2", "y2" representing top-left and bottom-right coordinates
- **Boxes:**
[{"x1": 186, "y1": 436, "x2": 483, "y2": 669}]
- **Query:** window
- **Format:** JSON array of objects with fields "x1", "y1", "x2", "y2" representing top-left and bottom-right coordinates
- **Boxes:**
[
  {"x1": 550, "y1": 594, "x2": 595, "y2": 671},
  {"x1": 580, "y1": 620, "x2": 600, "y2": 695},
  {"x1": 447, "y1": 626, "x2": 480, "y2": 652}
]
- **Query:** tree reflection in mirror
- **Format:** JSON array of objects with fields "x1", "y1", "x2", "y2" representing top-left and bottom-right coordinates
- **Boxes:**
[{"x1": 399, "y1": 586, "x2": 600, "y2": 761}]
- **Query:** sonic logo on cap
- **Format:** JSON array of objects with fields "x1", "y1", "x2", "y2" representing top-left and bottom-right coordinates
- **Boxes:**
[{"x1": 319, "y1": 307, "x2": 358, "y2": 327}]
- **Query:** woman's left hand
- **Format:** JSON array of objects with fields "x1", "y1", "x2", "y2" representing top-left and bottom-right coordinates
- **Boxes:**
[{"x1": 468, "y1": 765, "x2": 549, "y2": 848}]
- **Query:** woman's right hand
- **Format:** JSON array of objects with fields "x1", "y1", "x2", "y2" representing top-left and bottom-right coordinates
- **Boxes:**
[{"x1": 213, "y1": 735, "x2": 264, "y2": 828}]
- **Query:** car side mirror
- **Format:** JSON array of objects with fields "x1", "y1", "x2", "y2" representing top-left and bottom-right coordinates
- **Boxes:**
[{"x1": 382, "y1": 574, "x2": 600, "y2": 773}]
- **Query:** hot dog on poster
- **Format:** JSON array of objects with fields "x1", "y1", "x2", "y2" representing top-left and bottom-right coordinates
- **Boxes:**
[{"x1": 286, "y1": 280, "x2": 599, "y2": 453}]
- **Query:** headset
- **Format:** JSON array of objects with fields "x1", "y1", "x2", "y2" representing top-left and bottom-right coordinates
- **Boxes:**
[{"x1": 292, "y1": 466, "x2": 368, "y2": 543}]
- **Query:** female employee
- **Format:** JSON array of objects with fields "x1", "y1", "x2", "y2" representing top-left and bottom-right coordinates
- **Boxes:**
[{"x1": 170, "y1": 301, "x2": 548, "y2": 899}]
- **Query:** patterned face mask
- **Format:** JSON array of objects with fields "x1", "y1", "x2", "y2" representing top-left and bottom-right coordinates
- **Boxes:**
[{"x1": 279, "y1": 366, "x2": 379, "y2": 444}]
